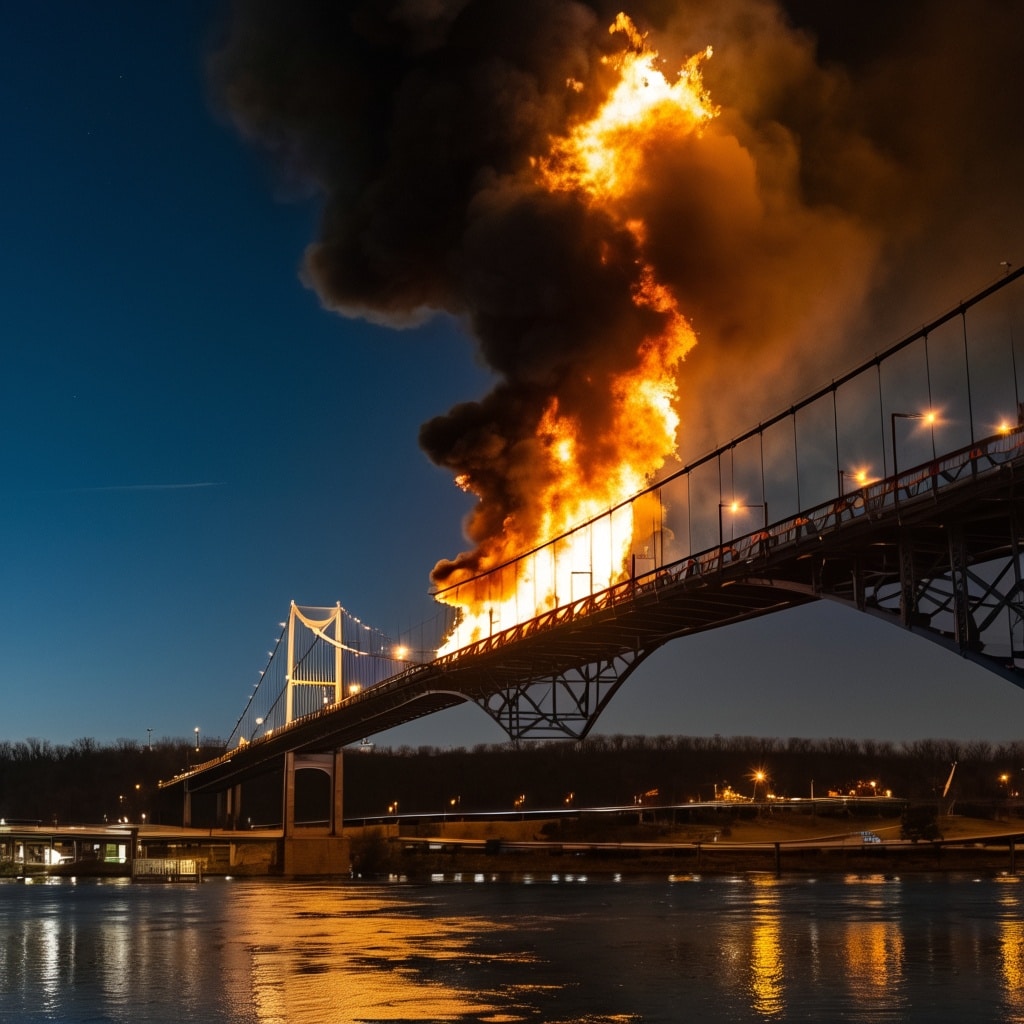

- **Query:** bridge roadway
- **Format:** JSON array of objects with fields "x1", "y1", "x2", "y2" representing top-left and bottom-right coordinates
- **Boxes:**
[{"x1": 170, "y1": 427, "x2": 1024, "y2": 795}]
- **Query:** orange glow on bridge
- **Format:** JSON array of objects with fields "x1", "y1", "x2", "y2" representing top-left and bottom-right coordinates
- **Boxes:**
[{"x1": 436, "y1": 15, "x2": 714, "y2": 654}]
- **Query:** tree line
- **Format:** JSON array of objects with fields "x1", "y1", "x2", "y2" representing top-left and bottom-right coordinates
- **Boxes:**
[
  {"x1": 342, "y1": 733, "x2": 1024, "y2": 819},
  {"x1": 1, "y1": 733, "x2": 1022, "y2": 826}
]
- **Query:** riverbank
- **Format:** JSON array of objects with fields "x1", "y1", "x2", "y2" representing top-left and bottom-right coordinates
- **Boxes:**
[{"x1": 350, "y1": 814, "x2": 1024, "y2": 879}]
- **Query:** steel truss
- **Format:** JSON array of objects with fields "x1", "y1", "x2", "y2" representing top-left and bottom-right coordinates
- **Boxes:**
[
  {"x1": 474, "y1": 649, "x2": 648, "y2": 741},
  {"x1": 856, "y1": 531, "x2": 1024, "y2": 676},
  {"x1": 816, "y1": 499, "x2": 1024, "y2": 684}
]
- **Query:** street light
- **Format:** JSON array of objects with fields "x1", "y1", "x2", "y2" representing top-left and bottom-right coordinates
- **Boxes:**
[
  {"x1": 839, "y1": 468, "x2": 870, "y2": 494},
  {"x1": 718, "y1": 500, "x2": 769, "y2": 551},
  {"x1": 194, "y1": 727, "x2": 200, "y2": 753},
  {"x1": 751, "y1": 769, "x2": 767, "y2": 802},
  {"x1": 891, "y1": 410, "x2": 938, "y2": 483}
]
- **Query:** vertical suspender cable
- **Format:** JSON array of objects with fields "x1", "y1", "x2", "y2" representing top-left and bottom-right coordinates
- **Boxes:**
[
  {"x1": 686, "y1": 470, "x2": 692, "y2": 557},
  {"x1": 792, "y1": 411, "x2": 801, "y2": 511},
  {"x1": 832, "y1": 386, "x2": 841, "y2": 495},
  {"x1": 924, "y1": 333, "x2": 936, "y2": 460},
  {"x1": 962, "y1": 310, "x2": 976, "y2": 443},
  {"x1": 759, "y1": 429, "x2": 767, "y2": 516},
  {"x1": 877, "y1": 360, "x2": 887, "y2": 477}
]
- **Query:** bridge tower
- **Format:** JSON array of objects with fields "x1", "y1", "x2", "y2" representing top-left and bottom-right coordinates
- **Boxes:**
[
  {"x1": 280, "y1": 602, "x2": 347, "y2": 874},
  {"x1": 285, "y1": 601, "x2": 343, "y2": 721}
]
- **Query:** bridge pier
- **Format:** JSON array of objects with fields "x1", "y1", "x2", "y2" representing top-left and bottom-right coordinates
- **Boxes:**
[
  {"x1": 281, "y1": 749, "x2": 349, "y2": 877},
  {"x1": 214, "y1": 784, "x2": 244, "y2": 831}
]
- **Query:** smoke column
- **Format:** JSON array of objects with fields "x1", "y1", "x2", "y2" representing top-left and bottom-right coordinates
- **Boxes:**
[{"x1": 210, "y1": 0, "x2": 1024, "y2": 595}]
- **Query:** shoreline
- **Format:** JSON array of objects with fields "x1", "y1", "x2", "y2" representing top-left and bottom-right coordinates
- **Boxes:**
[{"x1": 350, "y1": 813, "x2": 1024, "y2": 880}]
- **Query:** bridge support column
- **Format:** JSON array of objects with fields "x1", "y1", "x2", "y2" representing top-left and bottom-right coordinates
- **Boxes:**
[
  {"x1": 947, "y1": 524, "x2": 972, "y2": 652},
  {"x1": 218, "y1": 783, "x2": 243, "y2": 831},
  {"x1": 898, "y1": 530, "x2": 917, "y2": 628},
  {"x1": 1010, "y1": 510, "x2": 1024, "y2": 670},
  {"x1": 281, "y1": 750, "x2": 348, "y2": 876}
]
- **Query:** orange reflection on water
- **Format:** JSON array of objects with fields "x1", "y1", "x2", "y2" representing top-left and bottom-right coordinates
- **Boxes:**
[
  {"x1": 748, "y1": 876, "x2": 786, "y2": 1019},
  {"x1": 218, "y1": 882, "x2": 532, "y2": 1022},
  {"x1": 996, "y1": 876, "x2": 1024, "y2": 1022},
  {"x1": 840, "y1": 875, "x2": 906, "y2": 1010}
]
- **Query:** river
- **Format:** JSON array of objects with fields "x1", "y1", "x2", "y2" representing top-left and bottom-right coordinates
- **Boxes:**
[{"x1": 2, "y1": 871, "x2": 1023, "y2": 1022}]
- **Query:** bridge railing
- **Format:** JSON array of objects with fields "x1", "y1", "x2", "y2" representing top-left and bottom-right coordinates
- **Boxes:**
[
  {"x1": 427, "y1": 269, "x2": 1024, "y2": 657},
  {"x1": 428, "y1": 424, "x2": 1024, "y2": 665}
]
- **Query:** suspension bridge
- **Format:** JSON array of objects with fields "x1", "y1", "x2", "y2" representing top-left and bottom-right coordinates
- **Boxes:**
[{"x1": 161, "y1": 267, "x2": 1024, "y2": 868}]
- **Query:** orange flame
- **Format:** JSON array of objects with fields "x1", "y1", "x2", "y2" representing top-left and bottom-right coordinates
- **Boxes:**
[{"x1": 437, "y1": 14, "x2": 714, "y2": 654}]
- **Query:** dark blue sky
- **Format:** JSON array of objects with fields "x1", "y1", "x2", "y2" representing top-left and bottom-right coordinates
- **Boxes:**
[{"x1": 3, "y1": 2, "x2": 1024, "y2": 750}]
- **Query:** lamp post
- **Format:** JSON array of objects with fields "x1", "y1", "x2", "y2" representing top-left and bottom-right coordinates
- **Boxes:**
[
  {"x1": 719, "y1": 501, "x2": 769, "y2": 563},
  {"x1": 194, "y1": 726, "x2": 200, "y2": 753},
  {"x1": 752, "y1": 770, "x2": 766, "y2": 802},
  {"x1": 839, "y1": 469, "x2": 869, "y2": 494},
  {"x1": 891, "y1": 410, "x2": 937, "y2": 484}
]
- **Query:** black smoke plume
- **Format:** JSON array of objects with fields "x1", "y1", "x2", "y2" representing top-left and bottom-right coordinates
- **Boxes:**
[{"x1": 210, "y1": 0, "x2": 1024, "y2": 585}]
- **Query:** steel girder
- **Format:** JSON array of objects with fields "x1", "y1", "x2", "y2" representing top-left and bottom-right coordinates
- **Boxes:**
[
  {"x1": 474, "y1": 648, "x2": 647, "y2": 742},
  {"x1": 803, "y1": 492, "x2": 1024, "y2": 685}
]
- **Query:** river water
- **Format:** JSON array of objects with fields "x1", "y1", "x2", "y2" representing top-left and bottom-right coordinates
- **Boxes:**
[{"x1": 2, "y1": 871, "x2": 1023, "y2": 1023}]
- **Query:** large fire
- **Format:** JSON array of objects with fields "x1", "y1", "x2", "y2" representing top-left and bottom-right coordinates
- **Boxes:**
[{"x1": 436, "y1": 15, "x2": 715, "y2": 654}]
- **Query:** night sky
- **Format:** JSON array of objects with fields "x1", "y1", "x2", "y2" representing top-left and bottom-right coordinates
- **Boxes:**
[{"x1": 4, "y1": 1, "x2": 1024, "y2": 750}]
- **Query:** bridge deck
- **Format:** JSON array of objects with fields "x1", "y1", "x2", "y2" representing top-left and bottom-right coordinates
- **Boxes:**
[{"x1": 166, "y1": 430, "x2": 1024, "y2": 794}]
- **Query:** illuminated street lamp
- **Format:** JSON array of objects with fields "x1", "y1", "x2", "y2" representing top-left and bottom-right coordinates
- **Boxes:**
[
  {"x1": 891, "y1": 410, "x2": 938, "y2": 483},
  {"x1": 718, "y1": 500, "x2": 768, "y2": 551},
  {"x1": 194, "y1": 727, "x2": 200, "y2": 753},
  {"x1": 839, "y1": 468, "x2": 871, "y2": 494},
  {"x1": 751, "y1": 770, "x2": 767, "y2": 802}
]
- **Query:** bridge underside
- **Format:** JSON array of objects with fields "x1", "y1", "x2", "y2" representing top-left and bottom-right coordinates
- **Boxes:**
[{"x1": 785, "y1": 484, "x2": 1024, "y2": 682}]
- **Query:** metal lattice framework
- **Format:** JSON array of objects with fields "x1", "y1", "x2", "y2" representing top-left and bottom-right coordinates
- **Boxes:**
[{"x1": 475, "y1": 650, "x2": 647, "y2": 740}]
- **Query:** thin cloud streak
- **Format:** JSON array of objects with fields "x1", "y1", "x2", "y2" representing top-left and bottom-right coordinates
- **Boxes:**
[{"x1": 53, "y1": 482, "x2": 227, "y2": 494}]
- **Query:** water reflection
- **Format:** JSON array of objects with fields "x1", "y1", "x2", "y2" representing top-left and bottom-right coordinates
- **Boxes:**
[
  {"x1": 997, "y1": 876, "x2": 1024, "y2": 1023},
  {"x1": 220, "y1": 883, "x2": 525, "y2": 1021},
  {"x1": 748, "y1": 877, "x2": 785, "y2": 1019},
  {"x1": 6, "y1": 873, "x2": 1024, "y2": 1022}
]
